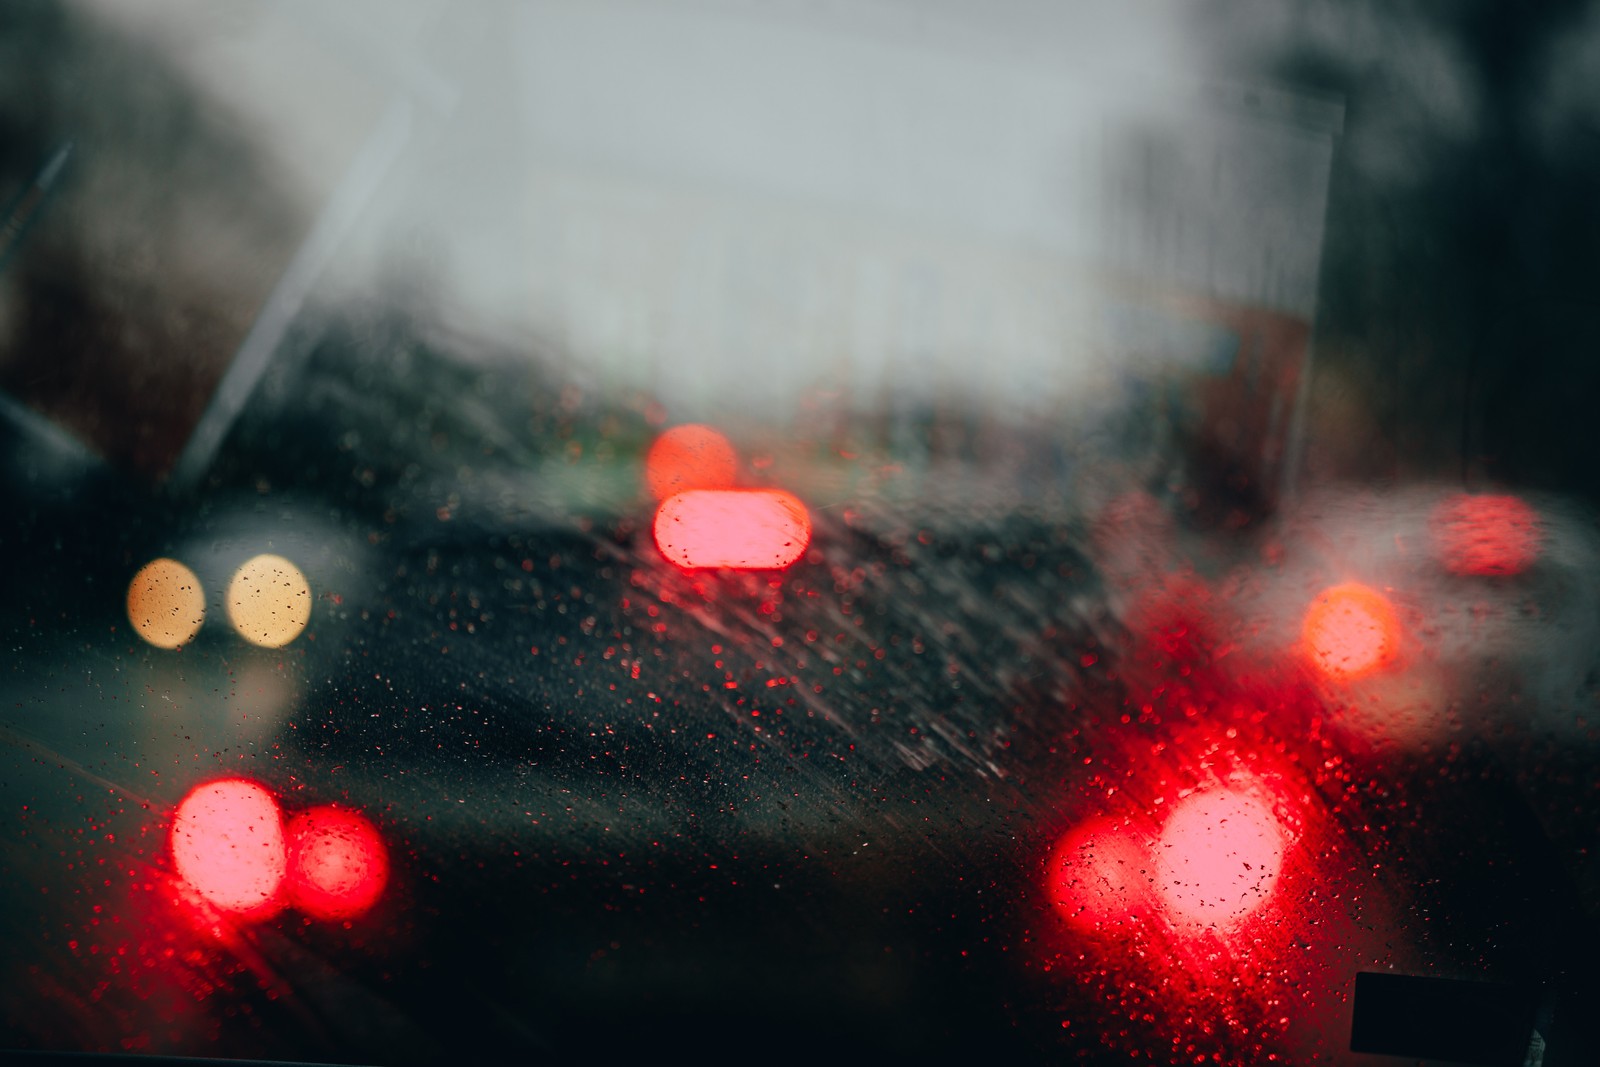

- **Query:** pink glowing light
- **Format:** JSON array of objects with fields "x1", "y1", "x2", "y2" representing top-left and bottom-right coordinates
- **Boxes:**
[
  {"x1": 1154, "y1": 789, "x2": 1285, "y2": 928},
  {"x1": 169, "y1": 778, "x2": 287, "y2": 917},
  {"x1": 653, "y1": 488, "x2": 811, "y2": 570}
]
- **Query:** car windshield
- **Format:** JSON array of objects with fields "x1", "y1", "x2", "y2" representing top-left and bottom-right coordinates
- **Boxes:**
[{"x1": 2, "y1": 2, "x2": 1598, "y2": 1064}]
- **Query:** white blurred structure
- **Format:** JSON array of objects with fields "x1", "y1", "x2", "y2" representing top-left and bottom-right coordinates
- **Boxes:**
[
  {"x1": 70, "y1": 0, "x2": 1342, "y2": 494},
  {"x1": 509, "y1": 0, "x2": 1341, "y2": 426}
]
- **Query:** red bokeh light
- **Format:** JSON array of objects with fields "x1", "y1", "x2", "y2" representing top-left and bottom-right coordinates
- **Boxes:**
[
  {"x1": 1047, "y1": 818, "x2": 1155, "y2": 933},
  {"x1": 1031, "y1": 695, "x2": 1377, "y2": 1062},
  {"x1": 1154, "y1": 789, "x2": 1285, "y2": 929},
  {"x1": 285, "y1": 806, "x2": 389, "y2": 921},
  {"x1": 653, "y1": 488, "x2": 811, "y2": 570},
  {"x1": 169, "y1": 778, "x2": 287, "y2": 917},
  {"x1": 1300, "y1": 582, "x2": 1401, "y2": 681},
  {"x1": 1431, "y1": 493, "x2": 1541, "y2": 576},
  {"x1": 644, "y1": 424, "x2": 739, "y2": 501}
]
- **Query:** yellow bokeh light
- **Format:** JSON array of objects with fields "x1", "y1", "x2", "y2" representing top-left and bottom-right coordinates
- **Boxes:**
[
  {"x1": 227, "y1": 554, "x2": 311, "y2": 648},
  {"x1": 126, "y1": 558, "x2": 206, "y2": 649}
]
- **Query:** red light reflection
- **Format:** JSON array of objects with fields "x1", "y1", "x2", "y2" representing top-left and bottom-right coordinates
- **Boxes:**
[
  {"x1": 1300, "y1": 582, "x2": 1400, "y2": 681},
  {"x1": 1154, "y1": 789, "x2": 1285, "y2": 929},
  {"x1": 653, "y1": 488, "x2": 811, "y2": 570},
  {"x1": 286, "y1": 805, "x2": 389, "y2": 921},
  {"x1": 169, "y1": 778, "x2": 287, "y2": 918},
  {"x1": 644, "y1": 424, "x2": 739, "y2": 501},
  {"x1": 1431, "y1": 493, "x2": 1541, "y2": 576}
]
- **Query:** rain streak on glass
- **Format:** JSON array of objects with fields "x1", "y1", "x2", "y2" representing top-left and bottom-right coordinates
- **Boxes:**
[{"x1": 226, "y1": 553, "x2": 312, "y2": 648}]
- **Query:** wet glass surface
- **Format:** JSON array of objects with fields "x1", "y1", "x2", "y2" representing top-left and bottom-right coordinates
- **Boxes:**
[{"x1": 3, "y1": 2, "x2": 1600, "y2": 1064}]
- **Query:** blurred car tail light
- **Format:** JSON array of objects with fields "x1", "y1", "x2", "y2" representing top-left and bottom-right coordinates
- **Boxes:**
[
  {"x1": 1300, "y1": 582, "x2": 1401, "y2": 681},
  {"x1": 644, "y1": 424, "x2": 739, "y2": 500},
  {"x1": 1048, "y1": 817, "x2": 1156, "y2": 934},
  {"x1": 170, "y1": 778, "x2": 288, "y2": 918},
  {"x1": 285, "y1": 805, "x2": 390, "y2": 921},
  {"x1": 1154, "y1": 788, "x2": 1285, "y2": 928},
  {"x1": 1430, "y1": 493, "x2": 1542, "y2": 576},
  {"x1": 653, "y1": 488, "x2": 811, "y2": 570}
]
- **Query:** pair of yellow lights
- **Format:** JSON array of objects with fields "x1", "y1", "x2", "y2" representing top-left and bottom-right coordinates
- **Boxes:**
[{"x1": 126, "y1": 554, "x2": 311, "y2": 650}]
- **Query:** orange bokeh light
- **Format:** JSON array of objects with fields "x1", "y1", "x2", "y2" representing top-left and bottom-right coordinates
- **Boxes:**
[
  {"x1": 227, "y1": 553, "x2": 312, "y2": 648},
  {"x1": 644, "y1": 424, "x2": 738, "y2": 501},
  {"x1": 1301, "y1": 582, "x2": 1401, "y2": 682},
  {"x1": 126, "y1": 558, "x2": 206, "y2": 649}
]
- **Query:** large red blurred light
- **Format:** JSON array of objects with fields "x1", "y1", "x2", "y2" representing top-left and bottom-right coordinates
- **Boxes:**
[
  {"x1": 653, "y1": 488, "x2": 811, "y2": 570},
  {"x1": 644, "y1": 424, "x2": 739, "y2": 501},
  {"x1": 1154, "y1": 789, "x2": 1285, "y2": 928},
  {"x1": 169, "y1": 778, "x2": 287, "y2": 917},
  {"x1": 1430, "y1": 493, "x2": 1541, "y2": 576},
  {"x1": 285, "y1": 806, "x2": 389, "y2": 921},
  {"x1": 1047, "y1": 819, "x2": 1154, "y2": 933},
  {"x1": 1300, "y1": 582, "x2": 1400, "y2": 681}
]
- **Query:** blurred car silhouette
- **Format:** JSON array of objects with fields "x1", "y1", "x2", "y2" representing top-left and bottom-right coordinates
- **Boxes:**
[{"x1": 2, "y1": 2, "x2": 1598, "y2": 1064}]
